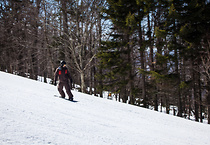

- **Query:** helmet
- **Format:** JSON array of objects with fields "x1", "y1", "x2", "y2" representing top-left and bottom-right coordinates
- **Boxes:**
[{"x1": 60, "y1": 60, "x2": 66, "y2": 67}]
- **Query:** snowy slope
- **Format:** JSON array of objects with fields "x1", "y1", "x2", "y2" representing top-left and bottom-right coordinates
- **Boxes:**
[{"x1": 0, "y1": 71, "x2": 210, "y2": 145}]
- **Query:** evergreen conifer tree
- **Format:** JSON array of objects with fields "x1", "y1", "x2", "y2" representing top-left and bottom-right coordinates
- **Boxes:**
[{"x1": 97, "y1": 0, "x2": 137, "y2": 103}]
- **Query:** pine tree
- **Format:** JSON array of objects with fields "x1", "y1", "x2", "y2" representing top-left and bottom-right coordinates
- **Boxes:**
[
  {"x1": 159, "y1": 0, "x2": 210, "y2": 121},
  {"x1": 97, "y1": 0, "x2": 138, "y2": 103}
]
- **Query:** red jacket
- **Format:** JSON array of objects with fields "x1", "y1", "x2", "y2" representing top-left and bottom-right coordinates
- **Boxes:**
[{"x1": 54, "y1": 66, "x2": 72, "y2": 83}]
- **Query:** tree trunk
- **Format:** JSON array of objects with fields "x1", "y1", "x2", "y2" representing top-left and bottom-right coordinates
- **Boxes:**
[
  {"x1": 80, "y1": 71, "x2": 86, "y2": 93},
  {"x1": 193, "y1": 60, "x2": 199, "y2": 122},
  {"x1": 61, "y1": 0, "x2": 68, "y2": 60},
  {"x1": 173, "y1": 20, "x2": 182, "y2": 117},
  {"x1": 198, "y1": 71, "x2": 203, "y2": 122},
  {"x1": 207, "y1": 81, "x2": 210, "y2": 124},
  {"x1": 188, "y1": 95, "x2": 192, "y2": 119},
  {"x1": 98, "y1": 10, "x2": 103, "y2": 97},
  {"x1": 121, "y1": 84, "x2": 127, "y2": 103},
  {"x1": 165, "y1": 94, "x2": 169, "y2": 114},
  {"x1": 138, "y1": 17, "x2": 146, "y2": 108},
  {"x1": 148, "y1": 13, "x2": 158, "y2": 111}
]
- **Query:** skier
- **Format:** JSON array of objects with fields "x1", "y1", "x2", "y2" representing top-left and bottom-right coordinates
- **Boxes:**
[{"x1": 54, "y1": 60, "x2": 74, "y2": 101}]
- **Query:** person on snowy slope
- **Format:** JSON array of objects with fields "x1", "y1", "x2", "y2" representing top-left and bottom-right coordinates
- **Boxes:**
[{"x1": 54, "y1": 60, "x2": 73, "y2": 101}]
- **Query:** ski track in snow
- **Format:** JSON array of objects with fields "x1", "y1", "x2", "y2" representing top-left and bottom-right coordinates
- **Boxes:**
[{"x1": 0, "y1": 71, "x2": 210, "y2": 145}]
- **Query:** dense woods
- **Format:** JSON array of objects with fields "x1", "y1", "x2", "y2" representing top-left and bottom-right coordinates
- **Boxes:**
[{"x1": 1, "y1": 0, "x2": 210, "y2": 124}]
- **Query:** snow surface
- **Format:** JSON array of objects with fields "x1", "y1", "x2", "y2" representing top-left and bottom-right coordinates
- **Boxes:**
[{"x1": 0, "y1": 71, "x2": 210, "y2": 145}]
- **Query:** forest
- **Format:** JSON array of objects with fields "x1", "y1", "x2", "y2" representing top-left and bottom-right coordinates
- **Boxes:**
[{"x1": 0, "y1": 0, "x2": 210, "y2": 124}]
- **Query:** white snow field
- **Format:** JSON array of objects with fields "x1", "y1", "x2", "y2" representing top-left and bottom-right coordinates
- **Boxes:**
[{"x1": 0, "y1": 71, "x2": 210, "y2": 145}]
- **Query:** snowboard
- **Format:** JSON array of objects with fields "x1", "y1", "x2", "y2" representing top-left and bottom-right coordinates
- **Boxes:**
[{"x1": 54, "y1": 95, "x2": 78, "y2": 102}]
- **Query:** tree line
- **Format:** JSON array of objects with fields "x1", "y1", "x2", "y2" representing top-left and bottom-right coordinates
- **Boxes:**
[{"x1": 1, "y1": 0, "x2": 210, "y2": 124}]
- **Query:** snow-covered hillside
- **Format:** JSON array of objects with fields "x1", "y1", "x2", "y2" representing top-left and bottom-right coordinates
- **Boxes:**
[{"x1": 0, "y1": 71, "x2": 210, "y2": 145}]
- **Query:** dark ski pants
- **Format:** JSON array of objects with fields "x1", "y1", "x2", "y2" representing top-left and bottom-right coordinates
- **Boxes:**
[{"x1": 58, "y1": 82, "x2": 73, "y2": 99}]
